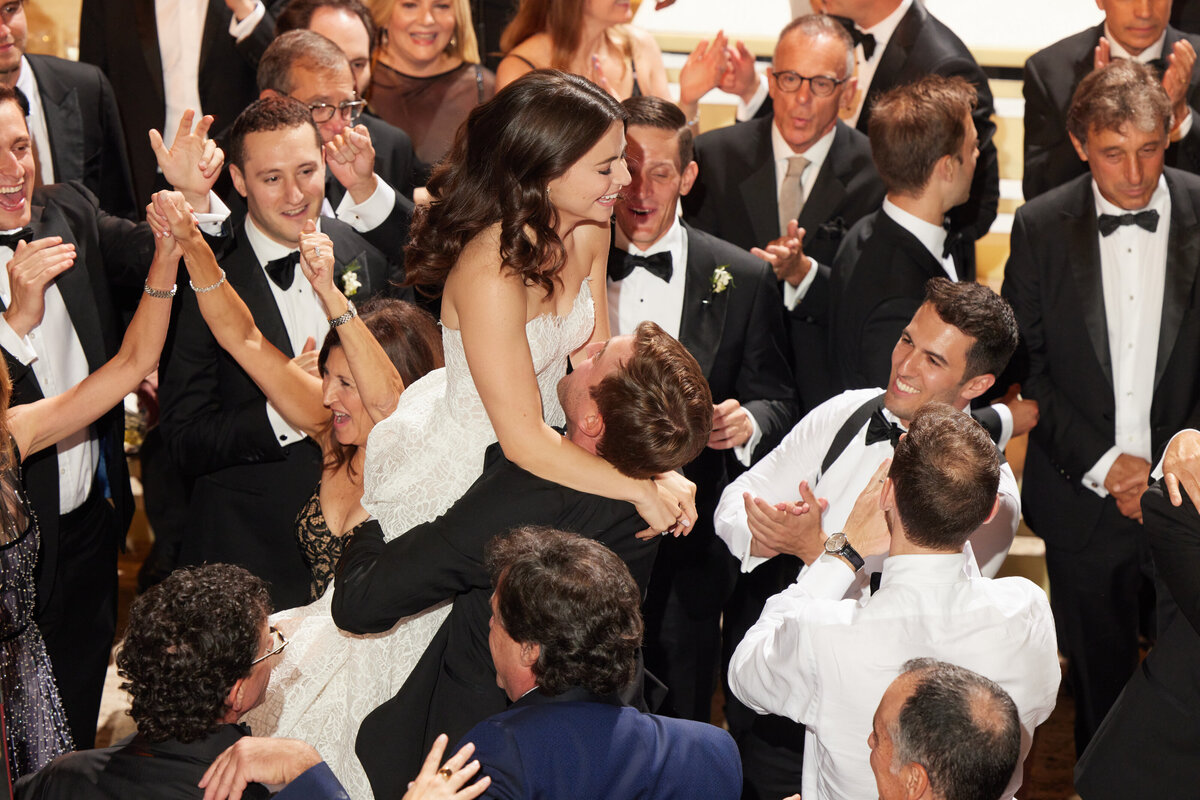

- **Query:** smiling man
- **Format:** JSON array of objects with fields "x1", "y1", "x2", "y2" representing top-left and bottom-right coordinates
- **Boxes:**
[
  {"x1": 1001, "y1": 58, "x2": 1200, "y2": 758},
  {"x1": 608, "y1": 96, "x2": 797, "y2": 734},
  {"x1": 714, "y1": 278, "x2": 1022, "y2": 797},
  {"x1": 159, "y1": 95, "x2": 410, "y2": 611}
]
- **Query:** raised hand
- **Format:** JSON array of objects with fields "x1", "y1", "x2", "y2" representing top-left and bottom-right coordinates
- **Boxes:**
[
  {"x1": 149, "y1": 110, "x2": 224, "y2": 211},
  {"x1": 146, "y1": 196, "x2": 183, "y2": 262},
  {"x1": 843, "y1": 460, "x2": 893, "y2": 558},
  {"x1": 152, "y1": 190, "x2": 201, "y2": 244},
  {"x1": 4, "y1": 237, "x2": 76, "y2": 337},
  {"x1": 719, "y1": 40, "x2": 760, "y2": 104},
  {"x1": 1093, "y1": 36, "x2": 1112, "y2": 72},
  {"x1": 293, "y1": 336, "x2": 320, "y2": 378},
  {"x1": 1163, "y1": 39, "x2": 1197, "y2": 131},
  {"x1": 298, "y1": 220, "x2": 341, "y2": 314},
  {"x1": 678, "y1": 30, "x2": 729, "y2": 107},
  {"x1": 751, "y1": 219, "x2": 812, "y2": 286},
  {"x1": 324, "y1": 124, "x2": 378, "y2": 204}
]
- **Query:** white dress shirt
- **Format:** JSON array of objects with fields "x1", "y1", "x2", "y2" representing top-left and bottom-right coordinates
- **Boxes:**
[
  {"x1": 1082, "y1": 177, "x2": 1170, "y2": 496},
  {"x1": 773, "y1": 123, "x2": 832, "y2": 310},
  {"x1": 727, "y1": 547, "x2": 1061, "y2": 800},
  {"x1": 714, "y1": 388, "x2": 1020, "y2": 582},
  {"x1": 881, "y1": 197, "x2": 957, "y2": 280},
  {"x1": 244, "y1": 218, "x2": 330, "y2": 447},
  {"x1": 15, "y1": 58, "x2": 54, "y2": 185},
  {"x1": 608, "y1": 218, "x2": 761, "y2": 465},
  {"x1": 0, "y1": 241, "x2": 96, "y2": 512}
]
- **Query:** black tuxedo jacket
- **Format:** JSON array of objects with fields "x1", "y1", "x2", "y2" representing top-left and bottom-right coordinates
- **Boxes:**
[
  {"x1": 1074, "y1": 481, "x2": 1200, "y2": 795},
  {"x1": 1023, "y1": 24, "x2": 1200, "y2": 201},
  {"x1": 159, "y1": 214, "x2": 407, "y2": 610},
  {"x1": 829, "y1": 207, "x2": 969, "y2": 391},
  {"x1": 1001, "y1": 169, "x2": 1200, "y2": 551},
  {"x1": 333, "y1": 444, "x2": 654, "y2": 800},
  {"x1": 78, "y1": 0, "x2": 276, "y2": 204},
  {"x1": 25, "y1": 55, "x2": 138, "y2": 221},
  {"x1": 682, "y1": 117, "x2": 884, "y2": 411},
  {"x1": 2, "y1": 182, "x2": 152, "y2": 610}
]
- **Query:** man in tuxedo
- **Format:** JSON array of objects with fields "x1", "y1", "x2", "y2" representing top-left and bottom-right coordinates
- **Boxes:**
[
  {"x1": 0, "y1": 88, "x2": 224, "y2": 747},
  {"x1": 0, "y1": 0, "x2": 136, "y2": 220},
  {"x1": 682, "y1": 15, "x2": 884, "y2": 412},
  {"x1": 333, "y1": 321, "x2": 714, "y2": 800},
  {"x1": 79, "y1": 0, "x2": 277, "y2": 203},
  {"x1": 610, "y1": 96, "x2": 797, "y2": 727},
  {"x1": 160, "y1": 96, "x2": 410, "y2": 611},
  {"x1": 257, "y1": 29, "x2": 416, "y2": 203},
  {"x1": 1001, "y1": 59, "x2": 1200, "y2": 756},
  {"x1": 830, "y1": 75, "x2": 979, "y2": 392},
  {"x1": 715, "y1": 279, "x2": 1022, "y2": 798},
  {"x1": 730, "y1": 0, "x2": 999, "y2": 256},
  {"x1": 1024, "y1": 0, "x2": 1200, "y2": 201},
  {"x1": 1074, "y1": 431, "x2": 1200, "y2": 796},
  {"x1": 274, "y1": 0, "x2": 375, "y2": 98},
  {"x1": 459, "y1": 527, "x2": 741, "y2": 799}
]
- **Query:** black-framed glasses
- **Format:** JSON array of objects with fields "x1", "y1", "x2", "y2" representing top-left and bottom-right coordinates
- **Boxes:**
[
  {"x1": 307, "y1": 99, "x2": 366, "y2": 124},
  {"x1": 770, "y1": 70, "x2": 848, "y2": 97},
  {"x1": 251, "y1": 626, "x2": 288, "y2": 665}
]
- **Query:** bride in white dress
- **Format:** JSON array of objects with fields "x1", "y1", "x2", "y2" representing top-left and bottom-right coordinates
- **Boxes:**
[{"x1": 244, "y1": 70, "x2": 697, "y2": 799}]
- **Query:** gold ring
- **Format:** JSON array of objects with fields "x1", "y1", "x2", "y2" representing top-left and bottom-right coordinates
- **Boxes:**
[{"x1": 438, "y1": 767, "x2": 453, "y2": 781}]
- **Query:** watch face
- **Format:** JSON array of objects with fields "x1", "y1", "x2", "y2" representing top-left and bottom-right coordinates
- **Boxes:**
[{"x1": 824, "y1": 532, "x2": 847, "y2": 553}]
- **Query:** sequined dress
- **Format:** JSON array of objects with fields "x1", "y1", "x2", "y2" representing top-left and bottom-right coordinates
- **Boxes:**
[
  {"x1": 243, "y1": 280, "x2": 595, "y2": 799},
  {"x1": 0, "y1": 466, "x2": 73, "y2": 778}
]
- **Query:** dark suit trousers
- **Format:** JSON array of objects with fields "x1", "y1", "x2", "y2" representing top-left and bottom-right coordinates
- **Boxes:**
[
  {"x1": 35, "y1": 488, "x2": 118, "y2": 749},
  {"x1": 1043, "y1": 501, "x2": 1157, "y2": 757}
]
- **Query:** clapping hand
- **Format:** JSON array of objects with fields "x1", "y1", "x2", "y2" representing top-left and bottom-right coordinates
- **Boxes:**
[
  {"x1": 678, "y1": 30, "x2": 729, "y2": 107},
  {"x1": 744, "y1": 480, "x2": 828, "y2": 562},
  {"x1": 751, "y1": 220, "x2": 812, "y2": 286},
  {"x1": 1163, "y1": 39, "x2": 1197, "y2": 133},
  {"x1": 325, "y1": 125, "x2": 378, "y2": 204},
  {"x1": 3, "y1": 236, "x2": 76, "y2": 337}
]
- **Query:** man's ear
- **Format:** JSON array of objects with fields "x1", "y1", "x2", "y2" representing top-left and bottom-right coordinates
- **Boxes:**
[
  {"x1": 520, "y1": 642, "x2": 540, "y2": 669},
  {"x1": 959, "y1": 372, "x2": 997, "y2": 403},
  {"x1": 983, "y1": 494, "x2": 1000, "y2": 525},
  {"x1": 229, "y1": 163, "x2": 248, "y2": 199},
  {"x1": 678, "y1": 159, "x2": 699, "y2": 197},
  {"x1": 880, "y1": 475, "x2": 895, "y2": 513},
  {"x1": 1069, "y1": 131, "x2": 1089, "y2": 162},
  {"x1": 935, "y1": 152, "x2": 957, "y2": 186},
  {"x1": 901, "y1": 760, "x2": 931, "y2": 798},
  {"x1": 839, "y1": 76, "x2": 858, "y2": 113},
  {"x1": 225, "y1": 678, "x2": 248, "y2": 718},
  {"x1": 579, "y1": 410, "x2": 605, "y2": 440}
]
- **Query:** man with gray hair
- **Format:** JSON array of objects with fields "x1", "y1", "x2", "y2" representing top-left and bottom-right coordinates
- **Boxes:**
[
  {"x1": 869, "y1": 659, "x2": 1021, "y2": 800},
  {"x1": 1002, "y1": 57, "x2": 1200, "y2": 758}
]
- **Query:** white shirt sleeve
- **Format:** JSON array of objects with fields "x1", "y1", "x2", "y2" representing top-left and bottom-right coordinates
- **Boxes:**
[
  {"x1": 1084, "y1": 446, "x2": 1123, "y2": 498},
  {"x1": 990, "y1": 401, "x2": 1013, "y2": 451},
  {"x1": 732, "y1": 412, "x2": 764, "y2": 468},
  {"x1": 335, "y1": 176, "x2": 396, "y2": 232},
  {"x1": 195, "y1": 192, "x2": 232, "y2": 236},
  {"x1": 734, "y1": 74, "x2": 770, "y2": 122},
  {"x1": 266, "y1": 401, "x2": 308, "y2": 446},
  {"x1": 780, "y1": 258, "x2": 821, "y2": 311},
  {"x1": 227, "y1": 1, "x2": 265, "y2": 41},
  {"x1": 0, "y1": 315, "x2": 37, "y2": 365},
  {"x1": 969, "y1": 462, "x2": 1021, "y2": 579}
]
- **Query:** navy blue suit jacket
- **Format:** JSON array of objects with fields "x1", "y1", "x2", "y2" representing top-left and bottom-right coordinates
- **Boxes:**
[{"x1": 459, "y1": 687, "x2": 741, "y2": 799}]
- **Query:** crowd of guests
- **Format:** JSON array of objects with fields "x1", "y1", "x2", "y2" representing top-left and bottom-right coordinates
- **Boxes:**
[{"x1": 0, "y1": 0, "x2": 1198, "y2": 798}]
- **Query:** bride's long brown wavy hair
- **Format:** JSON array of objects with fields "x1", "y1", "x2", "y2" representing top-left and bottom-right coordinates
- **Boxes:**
[{"x1": 404, "y1": 70, "x2": 626, "y2": 299}]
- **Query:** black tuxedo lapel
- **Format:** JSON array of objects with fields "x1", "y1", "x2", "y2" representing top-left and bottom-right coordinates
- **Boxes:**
[
  {"x1": 27, "y1": 61, "x2": 84, "y2": 186},
  {"x1": 31, "y1": 204, "x2": 108, "y2": 372},
  {"x1": 134, "y1": 0, "x2": 165, "y2": 104},
  {"x1": 1064, "y1": 188, "x2": 1114, "y2": 388},
  {"x1": 739, "y1": 122, "x2": 781, "y2": 247},
  {"x1": 858, "y1": 1, "x2": 924, "y2": 132},
  {"x1": 226, "y1": 230, "x2": 295, "y2": 357},
  {"x1": 678, "y1": 225, "x2": 725, "y2": 377},
  {"x1": 1157, "y1": 173, "x2": 1200, "y2": 392},
  {"x1": 796, "y1": 127, "x2": 848, "y2": 238},
  {"x1": 328, "y1": 223, "x2": 374, "y2": 298}
]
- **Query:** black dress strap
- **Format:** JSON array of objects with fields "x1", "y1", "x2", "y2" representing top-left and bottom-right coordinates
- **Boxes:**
[
  {"x1": 473, "y1": 63, "x2": 485, "y2": 103},
  {"x1": 510, "y1": 53, "x2": 538, "y2": 70},
  {"x1": 820, "y1": 392, "x2": 887, "y2": 478}
]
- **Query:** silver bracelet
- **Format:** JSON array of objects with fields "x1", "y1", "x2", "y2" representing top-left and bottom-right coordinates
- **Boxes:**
[
  {"x1": 329, "y1": 298, "x2": 357, "y2": 328},
  {"x1": 190, "y1": 269, "x2": 227, "y2": 294},
  {"x1": 143, "y1": 281, "x2": 177, "y2": 299}
]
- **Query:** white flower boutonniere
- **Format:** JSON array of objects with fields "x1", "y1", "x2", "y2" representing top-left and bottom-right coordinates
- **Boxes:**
[
  {"x1": 703, "y1": 265, "x2": 735, "y2": 304},
  {"x1": 341, "y1": 260, "x2": 363, "y2": 297}
]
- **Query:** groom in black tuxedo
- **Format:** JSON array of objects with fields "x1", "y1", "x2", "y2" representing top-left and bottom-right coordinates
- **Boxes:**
[
  {"x1": 160, "y1": 96, "x2": 411, "y2": 611},
  {"x1": 333, "y1": 321, "x2": 715, "y2": 800},
  {"x1": 609, "y1": 96, "x2": 797, "y2": 725}
]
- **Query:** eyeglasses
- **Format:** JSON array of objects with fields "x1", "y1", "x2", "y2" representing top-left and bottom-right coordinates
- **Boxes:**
[
  {"x1": 770, "y1": 70, "x2": 848, "y2": 97},
  {"x1": 251, "y1": 626, "x2": 288, "y2": 665},
  {"x1": 307, "y1": 99, "x2": 366, "y2": 125}
]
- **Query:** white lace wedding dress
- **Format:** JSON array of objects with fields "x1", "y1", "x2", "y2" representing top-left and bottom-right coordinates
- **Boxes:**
[{"x1": 242, "y1": 279, "x2": 595, "y2": 800}]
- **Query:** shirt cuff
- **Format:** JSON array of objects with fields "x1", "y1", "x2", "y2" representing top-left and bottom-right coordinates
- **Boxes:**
[
  {"x1": 735, "y1": 75, "x2": 769, "y2": 122},
  {"x1": 733, "y1": 411, "x2": 764, "y2": 468},
  {"x1": 1083, "y1": 446, "x2": 1122, "y2": 497},
  {"x1": 228, "y1": 0, "x2": 265, "y2": 40},
  {"x1": 796, "y1": 553, "x2": 858, "y2": 598},
  {"x1": 195, "y1": 192, "x2": 231, "y2": 236},
  {"x1": 991, "y1": 401, "x2": 1013, "y2": 451},
  {"x1": 266, "y1": 400, "x2": 308, "y2": 446},
  {"x1": 781, "y1": 258, "x2": 820, "y2": 311},
  {"x1": 335, "y1": 175, "x2": 395, "y2": 232},
  {"x1": 1173, "y1": 108, "x2": 1194, "y2": 142},
  {"x1": 0, "y1": 314, "x2": 37, "y2": 365}
]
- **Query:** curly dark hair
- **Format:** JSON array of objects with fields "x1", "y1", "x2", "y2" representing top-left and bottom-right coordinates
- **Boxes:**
[
  {"x1": 116, "y1": 564, "x2": 271, "y2": 743},
  {"x1": 317, "y1": 298, "x2": 443, "y2": 477},
  {"x1": 404, "y1": 70, "x2": 626, "y2": 299},
  {"x1": 922, "y1": 277, "x2": 1018, "y2": 380},
  {"x1": 486, "y1": 527, "x2": 641, "y2": 696},
  {"x1": 591, "y1": 321, "x2": 712, "y2": 478}
]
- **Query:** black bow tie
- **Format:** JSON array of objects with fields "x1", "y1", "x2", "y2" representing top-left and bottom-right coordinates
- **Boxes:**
[
  {"x1": 1098, "y1": 209, "x2": 1159, "y2": 237},
  {"x1": 0, "y1": 227, "x2": 33, "y2": 251},
  {"x1": 608, "y1": 249, "x2": 673, "y2": 283},
  {"x1": 264, "y1": 251, "x2": 301, "y2": 290},
  {"x1": 864, "y1": 407, "x2": 903, "y2": 448},
  {"x1": 831, "y1": 16, "x2": 876, "y2": 60},
  {"x1": 942, "y1": 229, "x2": 962, "y2": 260}
]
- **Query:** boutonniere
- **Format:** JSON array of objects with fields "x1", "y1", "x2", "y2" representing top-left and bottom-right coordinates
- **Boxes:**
[
  {"x1": 341, "y1": 258, "x2": 363, "y2": 297},
  {"x1": 703, "y1": 265, "x2": 735, "y2": 304}
]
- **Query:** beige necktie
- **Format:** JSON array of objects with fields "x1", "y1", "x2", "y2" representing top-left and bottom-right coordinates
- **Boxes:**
[{"x1": 778, "y1": 155, "x2": 809, "y2": 238}]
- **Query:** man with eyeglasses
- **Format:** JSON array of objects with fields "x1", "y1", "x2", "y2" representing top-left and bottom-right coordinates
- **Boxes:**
[
  {"x1": 682, "y1": 14, "x2": 885, "y2": 416},
  {"x1": 257, "y1": 29, "x2": 416, "y2": 206}
]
